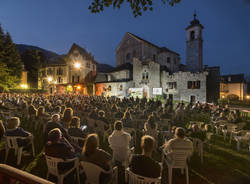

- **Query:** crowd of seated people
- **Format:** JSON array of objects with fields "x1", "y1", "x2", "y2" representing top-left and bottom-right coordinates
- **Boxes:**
[{"x1": 0, "y1": 93, "x2": 246, "y2": 183}]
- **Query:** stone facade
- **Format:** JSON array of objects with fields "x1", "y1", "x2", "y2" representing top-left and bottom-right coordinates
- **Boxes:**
[
  {"x1": 116, "y1": 32, "x2": 180, "y2": 73},
  {"x1": 161, "y1": 71, "x2": 207, "y2": 103}
]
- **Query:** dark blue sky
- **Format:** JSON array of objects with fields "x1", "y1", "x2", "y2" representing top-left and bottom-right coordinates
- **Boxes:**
[{"x1": 0, "y1": 0, "x2": 250, "y2": 76}]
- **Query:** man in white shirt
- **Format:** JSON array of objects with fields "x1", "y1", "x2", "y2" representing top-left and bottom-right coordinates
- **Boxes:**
[{"x1": 108, "y1": 120, "x2": 131, "y2": 163}]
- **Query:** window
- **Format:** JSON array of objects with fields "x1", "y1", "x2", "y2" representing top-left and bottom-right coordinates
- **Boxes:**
[
  {"x1": 126, "y1": 53, "x2": 131, "y2": 60},
  {"x1": 167, "y1": 82, "x2": 177, "y2": 89},
  {"x1": 57, "y1": 68, "x2": 63, "y2": 75},
  {"x1": 58, "y1": 77, "x2": 63, "y2": 83},
  {"x1": 119, "y1": 85, "x2": 123, "y2": 91},
  {"x1": 47, "y1": 68, "x2": 53, "y2": 75},
  {"x1": 153, "y1": 54, "x2": 156, "y2": 61},
  {"x1": 142, "y1": 73, "x2": 145, "y2": 80},
  {"x1": 77, "y1": 76, "x2": 80, "y2": 82},
  {"x1": 146, "y1": 72, "x2": 149, "y2": 79},
  {"x1": 86, "y1": 62, "x2": 90, "y2": 68},
  {"x1": 72, "y1": 76, "x2": 75, "y2": 83},
  {"x1": 167, "y1": 57, "x2": 171, "y2": 64},
  {"x1": 190, "y1": 31, "x2": 195, "y2": 40},
  {"x1": 188, "y1": 81, "x2": 200, "y2": 89}
]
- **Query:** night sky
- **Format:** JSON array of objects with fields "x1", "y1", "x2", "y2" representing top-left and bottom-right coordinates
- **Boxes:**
[{"x1": 0, "y1": 0, "x2": 250, "y2": 76}]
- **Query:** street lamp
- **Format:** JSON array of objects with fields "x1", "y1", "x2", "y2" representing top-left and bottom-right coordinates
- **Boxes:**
[
  {"x1": 20, "y1": 84, "x2": 28, "y2": 89},
  {"x1": 74, "y1": 63, "x2": 81, "y2": 69},
  {"x1": 247, "y1": 96, "x2": 250, "y2": 100},
  {"x1": 47, "y1": 76, "x2": 53, "y2": 82}
]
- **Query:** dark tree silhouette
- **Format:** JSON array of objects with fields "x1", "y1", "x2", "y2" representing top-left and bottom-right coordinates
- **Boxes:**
[{"x1": 88, "y1": 0, "x2": 181, "y2": 17}]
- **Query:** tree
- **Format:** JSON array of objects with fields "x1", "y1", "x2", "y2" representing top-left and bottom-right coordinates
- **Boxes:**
[
  {"x1": 21, "y1": 50, "x2": 44, "y2": 88},
  {"x1": 88, "y1": 0, "x2": 181, "y2": 17},
  {"x1": 0, "y1": 62, "x2": 19, "y2": 91},
  {"x1": 0, "y1": 25, "x2": 22, "y2": 90},
  {"x1": 2, "y1": 32, "x2": 23, "y2": 78}
]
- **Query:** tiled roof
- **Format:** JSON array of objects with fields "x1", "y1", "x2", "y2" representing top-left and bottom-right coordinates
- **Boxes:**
[
  {"x1": 68, "y1": 43, "x2": 98, "y2": 64},
  {"x1": 221, "y1": 74, "x2": 245, "y2": 83},
  {"x1": 127, "y1": 32, "x2": 179, "y2": 56}
]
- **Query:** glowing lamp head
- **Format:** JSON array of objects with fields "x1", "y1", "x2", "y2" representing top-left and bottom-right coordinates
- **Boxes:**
[
  {"x1": 77, "y1": 86, "x2": 81, "y2": 90},
  {"x1": 247, "y1": 96, "x2": 250, "y2": 99},
  {"x1": 47, "y1": 77, "x2": 53, "y2": 82},
  {"x1": 74, "y1": 63, "x2": 81, "y2": 69},
  {"x1": 20, "y1": 84, "x2": 28, "y2": 89},
  {"x1": 222, "y1": 95, "x2": 225, "y2": 99}
]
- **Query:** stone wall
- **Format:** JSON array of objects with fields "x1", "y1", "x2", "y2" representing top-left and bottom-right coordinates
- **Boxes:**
[
  {"x1": 133, "y1": 58, "x2": 160, "y2": 98},
  {"x1": 161, "y1": 71, "x2": 207, "y2": 103}
]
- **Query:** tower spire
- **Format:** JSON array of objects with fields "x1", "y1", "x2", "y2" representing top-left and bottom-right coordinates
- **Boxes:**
[{"x1": 193, "y1": 9, "x2": 197, "y2": 20}]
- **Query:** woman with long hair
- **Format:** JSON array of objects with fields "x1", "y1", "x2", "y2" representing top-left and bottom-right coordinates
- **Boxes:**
[
  {"x1": 81, "y1": 134, "x2": 112, "y2": 184},
  {"x1": 62, "y1": 107, "x2": 73, "y2": 128}
]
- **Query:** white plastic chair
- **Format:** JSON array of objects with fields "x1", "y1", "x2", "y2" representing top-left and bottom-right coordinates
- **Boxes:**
[
  {"x1": 45, "y1": 155, "x2": 80, "y2": 184},
  {"x1": 80, "y1": 161, "x2": 113, "y2": 184},
  {"x1": 110, "y1": 146, "x2": 134, "y2": 168},
  {"x1": 126, "y1": 168, "x2": 161, "y2": 184},
  {"x1": 4, "y1": 135, "x2": 35, "y2": 165},
  {"x1": 162, "y1": 150, "x2": 190, "y2": 184}
]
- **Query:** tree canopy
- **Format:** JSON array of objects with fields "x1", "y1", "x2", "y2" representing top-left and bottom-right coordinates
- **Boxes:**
[
  {"x1": 0, "y1": 25, "x2": 23, "y2": 91},
  {"x1": 21, "y1": 49, "x2": 46, "y2": 88},
  {"x1": 88, "y1": 0, "x2": 181, "y2": 17}
]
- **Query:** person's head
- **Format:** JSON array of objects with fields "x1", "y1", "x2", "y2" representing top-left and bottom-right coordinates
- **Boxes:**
[
  {"x1": 29, "y1": 104, "x2": 37, "y2": 116},
  {"x1": 62, "y1": 107, "x2": 73, "y2": 122},
  {"x1": 141, "y1": 135, "x2": 155, "y2": 156},
  {"x1": 191, "y1": 124, "x2": 199, "y2": 132},
  {"x1": 70, "y1": 116, "x2": 80, "y2": 128},
  {"x1": 82, "y1": 134, "x2": 99, "y2": 157},
  {"x1": 6, "y1": 117, "x2": 20, "y2": 129},
  {"x1": 114, "y1": 120, "x2": 123, "y2": 131},
  {"x1": 55, "y1": 106, "x2": 61, "y2": 113},
  {"x1": 175, "y1": 127, "x2": 185, "y2": 139},
  {"x1": 98, "y1": 110, "x2": 105, "y2": 118},
  {"x1": 52, "y1": 114, "x2": 60, "y2": 123},
  {"x1": 48, "y1": 128, "x2": 62, "y2": 143},
  {"x1": 37, "y1": 106, "x2": 45, "y2": 117}
]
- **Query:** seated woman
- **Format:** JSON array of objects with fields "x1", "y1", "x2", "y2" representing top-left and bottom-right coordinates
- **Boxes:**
[
  {"x1": 45, "y1": 128, "x2": 78, "y2": 174},
  {"x1": 68, "y1": 116, "x2": 87, "y2": 147},
  {"x1": 62, "y1": 107, "x2": 73, "y2": 129},
  {"x1": 81, "y1": 134, "x2": 112, "y2": 184},
  {"x1": 5, "y1": 117, "x2": 32, "y2": 147}
]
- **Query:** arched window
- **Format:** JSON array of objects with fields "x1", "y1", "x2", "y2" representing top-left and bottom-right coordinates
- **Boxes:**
[
  {"x1": 190, "y1": 31, "x2": 195, "y2": 40},
  {"x1": 126, "y1": 53, "x2": 131, "y2": 60},
  {"x1": 146, "y1": 72, "x2": 149, "y2": 79}
]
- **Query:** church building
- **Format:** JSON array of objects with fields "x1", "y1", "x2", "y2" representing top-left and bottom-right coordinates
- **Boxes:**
[{"x1": 95, "y1": 14, "x2": 210, "y2": 103}]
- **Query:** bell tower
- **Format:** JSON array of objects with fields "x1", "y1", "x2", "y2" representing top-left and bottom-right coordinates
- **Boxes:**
[{"x1": 186, "y1": 12, "x2": 204, "y2": 72}]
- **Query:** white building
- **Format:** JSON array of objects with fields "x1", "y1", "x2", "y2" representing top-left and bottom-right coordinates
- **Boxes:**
[{"x1": 95, "y1": 14, "x2": 208, "y2": 103}]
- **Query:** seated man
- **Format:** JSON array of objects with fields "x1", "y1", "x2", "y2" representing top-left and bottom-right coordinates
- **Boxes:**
[
  {"x1": 45, "y1": 128, "x2": 78, "y2": 173},
  {"x1": 45, "y1": 114, "x2": 70, "y2": 141},
  {"x1": 5, "y1": 117, "x2": 32, "y2": 147},
  {"x1": 129, "y1": 135, "x2": 161, "y2": 178},
  {"x1": 108, "y1": 121, "x2": 131, "y2": 163},
  {"x1": 164, "y1": 127, "x2": 193, "y2": 157}
]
